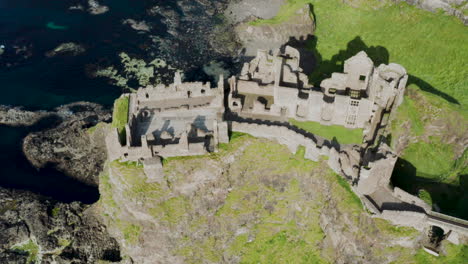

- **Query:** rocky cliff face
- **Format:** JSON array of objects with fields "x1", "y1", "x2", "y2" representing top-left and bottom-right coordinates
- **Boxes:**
[
  {"x1": 0, "y1": 106, "x2": 50, "y2": 127},
  {"x1": 99, "y1": 135, "x2": 429, "y2": 263},
  {"x1": 226, "y1": 1, "x2": 315, "y2": 56},
  {"x1": 0, "y1": 102, "x2": 120, "y2": 263},
  {"x1": 22, "y1": 102, "x2": 111, "y2": 187},
  {"x1": 0, "y1": 187, "x2": 121, "y2": 263}
]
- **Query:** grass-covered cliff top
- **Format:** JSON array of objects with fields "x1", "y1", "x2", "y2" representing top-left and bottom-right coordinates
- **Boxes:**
[
  {"x1": 100, "y1": 132, "x2": 467, "y2": 263},
  {"x1": 308, "y1": 0, "x2": 467, "y2": 107},
  {"x1": 256, "y1": 0, "x2": 467, "y2": 107},
  {"x1": 253, "y1": 0, "x2": 468, "y2": 219},
  {"x1": 249, "y1": 0, "x2": 314, "y2": 26}
]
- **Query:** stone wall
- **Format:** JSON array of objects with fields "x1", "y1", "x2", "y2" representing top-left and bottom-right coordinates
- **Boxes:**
[
  {"x1": 377, "y1": 210, "x2": 428, "y2": 231},
  {"x1": 230, "y1": 120, "x2": 468, "y2": 243},
  {"x1": 393, "y1": 187, "x2": 432, "y2": 212},
  {"x1": 230, "y1": 121, "x2": 361, "y2": 181}
]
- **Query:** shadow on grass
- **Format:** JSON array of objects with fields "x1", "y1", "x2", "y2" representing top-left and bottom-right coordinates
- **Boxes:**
[
  {"x1": 307, "y1": 36, "x2": 389, "y2": 85},
  {"x1": 391, "y1": 158, "x2": 468, "y2": 220},
  {"x1": 407, "y1": 75, "x2": 459, "y2": 104},
  {"x1": 303, "y1": 35, "x2": 459, "y2": 104}
]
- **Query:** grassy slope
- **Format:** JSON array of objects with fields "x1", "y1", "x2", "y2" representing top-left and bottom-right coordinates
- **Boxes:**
[
  {"x1": 102, "y1": 133, "x2": 467, "y2": 262},
  {"x1": 262, "y1": 0, "x2": 467, "y2": 217},
  {"x1": 308, "y1": 0, "x2": 467, "y2": 106},
  {"x1": 249, "y1": 0, "x2": 314, "y2": 25},
  {"x1": 289, "y1": 119, "x2": 363, "y2": 144}
]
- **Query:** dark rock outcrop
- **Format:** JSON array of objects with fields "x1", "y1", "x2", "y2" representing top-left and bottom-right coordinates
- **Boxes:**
[
  {"x1": 22, "y1": 102, "x2": 111, "y2": 187},
  {"x1": 45, "y1": 42, "x2": 86, "y2": 57},
  {"x1": 0, "y1": 187, "x2": 121, "y2": 263},
  {"x1": 0, "y1": 106, "x2": 50, "y2": 127}
]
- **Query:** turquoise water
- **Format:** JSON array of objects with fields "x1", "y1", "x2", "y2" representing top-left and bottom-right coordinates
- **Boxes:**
[{"x1": 0, "y1": 0, "x2": 233, "y2": 202}]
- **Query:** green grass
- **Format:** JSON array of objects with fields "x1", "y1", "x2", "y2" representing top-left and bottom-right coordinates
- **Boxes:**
[
  {"x1": 289, "y1": 119, "x2": 363, "y2": 144},
  {"x1": 218, "y1": 177, "x2": 326, "y2": 263},
  {"x1": 11, "y1": 239, "x2": 40, "y2": 263},
  {"x1": 249, "y1": 0, "x2": 314, "y2": 25},
  {"x1": 115, "y1": 220, "x2": 141, "y2": 245},
  {"x1": 112, "y1": 96, "x2": 130, "y2": 144},
  {"x1": 110, "y1": 160, "x2": 167, "y2": 201},
  {"x1": 308, "y1": 0, "x2": 468, "y2": 107},
  {"x1": 99, "y1": 166, "x2": 119, "y2": 211},
  {"x1": 333, "y1": 173, "x2": 362, "y2": 209},
  {"x1": 373, "y1": 218, "x2": 419, "y2": 238},
  {"x1": 386, "y1": 243, "x2": 468, "y2": 264},
  {"x1": 58, "y1": 238, "x2": 71, "y2": 248},
  {"x1": 51, "y1": 206, "x2": 60, "y2": 218},
  {"x1": 87, "y1": 122, "x2": 106, "y2": 135},
  {"x1": 401, "y1": 138, "x2": 455, "y2": 179},
  {"x1": 418, "y1": 189, "x2": 433, "y2": 206},
  {"x1": 300, "y1": 0, "x2": 467, "y2": 220},
  {"x1": 149, "y1": 196, "x2": 190, "y2": 225}
]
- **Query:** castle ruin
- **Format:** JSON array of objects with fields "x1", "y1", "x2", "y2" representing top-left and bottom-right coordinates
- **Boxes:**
[
  {"x1": 228, "y1": 46, "x2": 407, "y2": 143},
  {"x1": 106, "y1": 46, "x2": 468, "y2": 252},
  {"x1": 106, "y1": 73, "x2": 229, "y2": 176}
]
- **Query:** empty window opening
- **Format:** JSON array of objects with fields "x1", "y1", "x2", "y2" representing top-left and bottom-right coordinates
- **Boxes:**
[
  {"x1": 145, "y1": 93, "x2": 149, "y2": 99},
  {"x1": 257, "y1": 96, "x2": 268, "y2": 105},
  {"x1": 187, "y1": 91, "x2": 192, "y2": 98},
  {"x1": 350, "y1": 90, "x2": 360, "y2": 99},
  {"x1": 346, "y1": 115, "x2": 357, "y2": 126},
  {"x1": 201, "y1": 89, "x2": 205, "y2": 94},
  {"x1": 233, "y1": 102, "x2": 238, "y2": 107},
  {"x1": 359, "y1": 75, "x2": 366, "y2": 81}
]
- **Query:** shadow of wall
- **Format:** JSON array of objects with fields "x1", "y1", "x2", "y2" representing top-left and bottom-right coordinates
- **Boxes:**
[
  {"x1": 391, "y1": 158, "x2": 468, "y2": 220},
  {"x1": 304, "y1": 34, "x2": 459, "y2": 104}
]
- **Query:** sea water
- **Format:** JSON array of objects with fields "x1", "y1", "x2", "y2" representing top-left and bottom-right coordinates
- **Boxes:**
[{"x1": 0, "y1": 0, "x2": 228, "y2": 203}]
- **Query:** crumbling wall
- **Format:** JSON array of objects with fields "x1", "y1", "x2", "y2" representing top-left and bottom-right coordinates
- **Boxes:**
[
  {"x1": 230, "y1": 121, "x2": 361, "y2": 180},
  {"x1": 393, "y1": 187, "x2": 432, "y2": 212}
]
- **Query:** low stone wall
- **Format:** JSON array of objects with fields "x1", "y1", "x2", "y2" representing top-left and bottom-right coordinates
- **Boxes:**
[
  {"x1": 230, "y1": 121, "x2": 468, "y2": 241},
  {"x1": 393, "y1": 187, "x2": 432, "y2": 212},
  {"x1": 230, "y1": 121, "x2": 362, "y2": 180},
  {"x1": 377, "y1": 210, "x2": 428, "y2": 231},
  {"x1": 105, "y1": 128, "x2": 152, "y2": 162}
]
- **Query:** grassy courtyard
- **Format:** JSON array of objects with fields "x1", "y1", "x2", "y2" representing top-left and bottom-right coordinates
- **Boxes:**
[
  {"x1": 112, "y1": 96, "x2": 130, "y2": 144},
  {"x1": 289, "y1": 119, "x2": 363, "y2": 144}
]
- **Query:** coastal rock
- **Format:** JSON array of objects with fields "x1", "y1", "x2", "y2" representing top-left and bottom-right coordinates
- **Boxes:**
[
  {"x1": 224, "y1": 0, "x2": 287, "y2": 23},
  {"x1": 123, "y1": 19, "x2": 151, "y2": 32},
  {"x1": 0, "y1": 105, "x2": 50, "y2": 126},
  {"x1": 233, "y1": 5, "x2": 315, "y2": 56},
  {"x1": 88, "y1": 0, "x2": 109, "y2": 15},
  {"x1": 0, "y1": 187, "x2": 121, "y2": 263},
  {"x1": 45, "y1": 42, "x2": 86, "y2": 57},
  {"x1": 22, "y1": 102, "x2": 111, "y2": 187}
]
